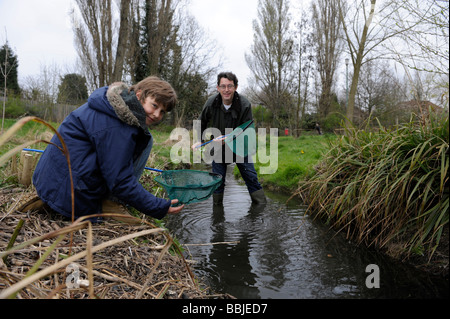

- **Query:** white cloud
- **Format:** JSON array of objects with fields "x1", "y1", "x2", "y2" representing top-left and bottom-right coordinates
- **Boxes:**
[
  {"x1": 0, "y1": 0, "x2": 77, "y2": 81},
  {"x1": 189, "y1": 0, "x2": 258, "y2": 89},
  {"x1": 0, "y1": 0, "x2": 259, "y2": 89}
]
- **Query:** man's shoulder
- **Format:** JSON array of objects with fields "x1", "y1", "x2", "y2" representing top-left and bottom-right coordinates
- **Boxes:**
[
  {"x1": 204, "y1": 94, "x2": 221, "y2": 109},
  {"x1": 206, "y1": 93, "x2": 219, "y2": 103},
  {"x1": 236, "y1": 92, "x2": 251, "y2": 108}
]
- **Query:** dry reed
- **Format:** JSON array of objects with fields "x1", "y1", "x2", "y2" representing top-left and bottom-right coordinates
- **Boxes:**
[
  {"x1": 0, "y1": 116, "x2": 226, "y2": 299},
  {"x1": 0, "y1": 206, "x2": 212, "y2": 299}
]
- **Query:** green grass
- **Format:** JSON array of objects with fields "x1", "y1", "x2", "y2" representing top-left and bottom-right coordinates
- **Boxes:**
[
  {"x1": 0, "y1": 119, "x2": 57, "y2": 157},
  {"x1": 252, "y1": 134, "x2": 333, "y2": 191}
]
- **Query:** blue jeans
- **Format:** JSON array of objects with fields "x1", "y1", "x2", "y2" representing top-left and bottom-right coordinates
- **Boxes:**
[{"x1": 212, "y1": 159, "x2": 262, "y2": 195}]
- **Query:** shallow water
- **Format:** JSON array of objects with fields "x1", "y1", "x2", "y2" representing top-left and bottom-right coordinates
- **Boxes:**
[{"x1": 166, "y1": 165, "x2": 448, "y2": 299}]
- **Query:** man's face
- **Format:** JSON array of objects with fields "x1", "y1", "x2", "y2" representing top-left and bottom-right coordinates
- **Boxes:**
[{"x1": 217, "y1": 77, "x2": 237, "y2": 105}]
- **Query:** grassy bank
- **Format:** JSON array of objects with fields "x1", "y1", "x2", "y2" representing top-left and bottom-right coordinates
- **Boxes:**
[
  {"x1": 252, "y1": 134, "x2": 333, "y2": 192},
  {"x1": 294, "y1": 115, "x2": 449, "y2": 272}
]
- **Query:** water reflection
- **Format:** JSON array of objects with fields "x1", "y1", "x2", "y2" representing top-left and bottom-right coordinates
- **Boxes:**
[
  {"x1": 208, "y1": 204, "x2": 261, "y2": 298},
  {"x1": 165, "y1": 165, "x2": 448, "y2": 299}
]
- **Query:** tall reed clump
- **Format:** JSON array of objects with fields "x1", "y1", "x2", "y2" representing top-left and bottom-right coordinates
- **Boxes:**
[{"x1": 296, "y1": 113, "x2": 449, "y2": 261}]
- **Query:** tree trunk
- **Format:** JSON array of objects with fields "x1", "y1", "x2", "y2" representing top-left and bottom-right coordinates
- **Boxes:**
[
  {"x1": 345, "y1": 0, "x2": 376, "y2": 127},
  {"x1": 113, "y1": 0, "x2": 131, "y2": 82}
]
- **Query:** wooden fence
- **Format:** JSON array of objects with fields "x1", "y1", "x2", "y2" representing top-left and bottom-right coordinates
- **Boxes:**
[{"x1": 22, "y1": 100, "x2": 79, "y2": 123}]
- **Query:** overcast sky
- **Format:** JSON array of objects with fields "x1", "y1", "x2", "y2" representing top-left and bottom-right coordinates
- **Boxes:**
[{"x1": 0, "y1": 0, "x2": 259, "y2": 90}]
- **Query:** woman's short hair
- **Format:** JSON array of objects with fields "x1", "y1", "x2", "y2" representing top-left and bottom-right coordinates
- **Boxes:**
[{"x1": 130, "y1": 76, "x2": 178, "y2": 112}]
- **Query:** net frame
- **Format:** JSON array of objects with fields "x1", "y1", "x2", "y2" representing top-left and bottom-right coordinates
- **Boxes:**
[
  {"x1": 154, "y1": 170, "x2": 223, "y2": 205},
  {"x1": 223, "y1": 120, "x2": 256, "y2": 158}
]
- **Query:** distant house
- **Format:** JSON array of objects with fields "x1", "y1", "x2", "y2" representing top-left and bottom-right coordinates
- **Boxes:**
[
  {"x1": 397, "y1": 100, "x2": 445, "y2": 116},
  {"x1": 392, "y1": 99, "x2": 446, "y2": 125}
]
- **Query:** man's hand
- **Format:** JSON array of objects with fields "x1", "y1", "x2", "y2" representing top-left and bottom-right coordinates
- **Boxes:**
[
  {"x1": 191, "y1": 141, "x2": 202, "y2": 150},
  {"x1": 167, "y1": 199, "x2": 184, "y2": 214},
  {"x1": 192, "y1": 135, "x2": 228, "y2": 150}
]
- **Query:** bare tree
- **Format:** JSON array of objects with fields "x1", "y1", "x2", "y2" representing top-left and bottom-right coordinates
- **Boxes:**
[
  {"x1": 145, "y1": 0, "x2": 178, "y2": 76},
  {"x1": 338, "y1": 0, "x2": 421, "y2": 127},
  {"x1": 391, "y1": 0, "x2": 449, "y2": 108},
  {"x1": 169, "y1": 11, "x2": 222, "y2": 124},
  {"x1": 72, "y1": 0, "x2": 133, "y2": 90},
  {"x1": 246, "y1": 0, "x2": 295, "y2": 127},
  {"x1": 113, "y1": 0, "x2": 132, "y2": 82},
  {"x1": 356, "y1": 58, "x2": 405, "y2": 123},
  {"x1": 174, "y1": 11, "x2": 221, "y2": 86},
  {"x1": 293, "y1": 11, "x2": 315, "y2": 135},
  {"x1": 21, "y1": 63, "x2": 62, "y2": 105},
  {"x1": 311, "y1": 0, "x2": 343, "y2": 120},
  {"x1": 393, "y1": 0, "x2": 449, "y2": 76},
  {"x1": 127, "y1": 0, "x2": 143, "y2": 84}
]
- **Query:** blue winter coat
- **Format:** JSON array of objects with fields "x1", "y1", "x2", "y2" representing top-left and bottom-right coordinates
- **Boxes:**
[{"x1": 32, "y1": 83, "x2": 171, "y2": 221}]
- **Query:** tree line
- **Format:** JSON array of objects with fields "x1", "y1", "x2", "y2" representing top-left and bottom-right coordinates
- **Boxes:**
[
  {"x1": 1, "y1": 0, "x2": 448, "y2": 131},
  {"x1": 245, "y1": 0, "x2": 448, "y2": 133}
]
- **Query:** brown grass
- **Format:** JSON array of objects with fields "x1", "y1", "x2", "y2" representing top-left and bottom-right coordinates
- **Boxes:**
[{"x1": 0, "y1": 192, "x2": 224, "y2": 299}]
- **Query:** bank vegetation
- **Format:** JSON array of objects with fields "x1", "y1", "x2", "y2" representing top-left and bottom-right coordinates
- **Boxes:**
[{"x1": 293, "y1": 113, "x2": 448, "y2": 276}]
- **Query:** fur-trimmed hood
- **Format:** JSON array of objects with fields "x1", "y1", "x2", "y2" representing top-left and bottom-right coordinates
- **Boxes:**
[{"x1": 93, "y1": 82, "x2": 148, "y2": 131}]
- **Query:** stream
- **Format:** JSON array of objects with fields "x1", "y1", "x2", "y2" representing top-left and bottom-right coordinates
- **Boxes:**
[{"x1": 165, "y1": 165, "x2": 448, "y2": 299}]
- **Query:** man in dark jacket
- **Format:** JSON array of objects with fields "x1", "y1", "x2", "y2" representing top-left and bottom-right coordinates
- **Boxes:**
[
  {"x1": 32, "y1": 76, "x2": 184, "y2": 221},
  {"x1": 193, "y1": 72, "x2": 266, "y2": 205}
]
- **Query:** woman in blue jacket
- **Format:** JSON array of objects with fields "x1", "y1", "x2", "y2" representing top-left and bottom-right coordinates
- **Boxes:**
[{"x1": 32, "y1": 76, "x2": 184, "y2": 221}]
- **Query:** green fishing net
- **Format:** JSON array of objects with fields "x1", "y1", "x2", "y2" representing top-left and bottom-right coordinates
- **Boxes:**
[
  {"x1": 154, "y1": 170, "x2": 223, "y2": 205},
  {"x1": 195, "y1": 120, "x2": 256, "y2": 158},
  {"x1": 224, "y1": 120, "x2": 256, "y2": 158}
]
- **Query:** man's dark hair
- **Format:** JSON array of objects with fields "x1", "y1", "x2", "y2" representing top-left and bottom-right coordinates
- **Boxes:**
[{"x1": 217, "y1": 72, "x2": 238, "y2": 87}]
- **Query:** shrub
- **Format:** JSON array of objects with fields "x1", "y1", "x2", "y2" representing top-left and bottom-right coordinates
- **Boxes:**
[{"x1": 296, "y1": 113, "x2": 449, "y2": 260}]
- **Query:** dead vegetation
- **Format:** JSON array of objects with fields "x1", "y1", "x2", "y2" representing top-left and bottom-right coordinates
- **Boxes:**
[
  {"x1": 0, "y1": 116, "x2": 235, "y2": 299},
  {"x1": 0, "y1": 187, "x2": 230, "y2": 299}
]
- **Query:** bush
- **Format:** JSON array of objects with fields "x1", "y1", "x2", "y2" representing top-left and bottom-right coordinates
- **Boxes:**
[
  {"x1": 296, "y1": 113, "x2": 449, "y2": 260},
  {"x1": 4, "y1": 97, "x2": 27, "y2": 118}
]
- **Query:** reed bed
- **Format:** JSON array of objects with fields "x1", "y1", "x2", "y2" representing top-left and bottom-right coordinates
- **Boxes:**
[
  {"x1": 0, "y1": 116, "x2": 224, "y2": 299},
  {"x1": 295, "y1": 114, "x2": 449, "y2": 267},
  {"x1": 0, "y1": 199, "x2": 213, "y2": 299}
]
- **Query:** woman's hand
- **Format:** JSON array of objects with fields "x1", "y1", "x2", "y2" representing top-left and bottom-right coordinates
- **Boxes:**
[{"x1": 167, "y1": 199, "x2": 184, "y2": 214}]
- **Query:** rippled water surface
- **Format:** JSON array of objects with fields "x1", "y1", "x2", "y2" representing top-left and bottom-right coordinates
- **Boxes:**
[{"x1": 166, "y1": 165, "x2": 448, "y2": 299}]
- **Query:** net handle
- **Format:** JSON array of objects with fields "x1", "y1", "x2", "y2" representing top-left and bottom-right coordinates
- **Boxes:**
[
  {"x1": 195, "y1": 119, "x2": 254, "y2": 149},
  {"x1": 195, "y1": 134, "x2": 230, "y2": 148},
  {"x1": 145, "y1": 167, "x2": 163, "y2": 172}
]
